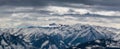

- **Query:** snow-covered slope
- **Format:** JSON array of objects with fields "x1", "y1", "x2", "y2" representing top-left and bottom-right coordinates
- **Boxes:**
[{"x1": 0, "y1": 24, "x2": 117, "y2": 49}]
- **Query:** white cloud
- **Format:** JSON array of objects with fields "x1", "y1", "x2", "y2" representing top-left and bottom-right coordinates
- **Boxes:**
[
  {"x1": 90, "y1": 11, "x2": 120, "y2": 16},
  {"x1": 46, "y1": 6, "x2": 70, "y2": 15},
  {"x1": 46, "y1": 6, "x2": 120, "y2": 16},
  {"x1": 11, "y1": 13, "x2": 30, "y2": 18}
]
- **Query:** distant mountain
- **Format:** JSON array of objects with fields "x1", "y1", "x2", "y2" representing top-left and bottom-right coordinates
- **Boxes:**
[{"x1": 0, "y1": 24, "x2": 118, "y2": 49}]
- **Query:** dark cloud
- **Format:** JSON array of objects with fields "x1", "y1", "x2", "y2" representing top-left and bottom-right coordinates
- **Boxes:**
[
  {"x1": 88, "y1": 0, "x2": 120, "y2": 6},
  {"x1": 0, "y1": 0, "x2": 50, "y2": 6},
  {"x1": 0, "y1": 0, "x2": 120, "y2": 6}
]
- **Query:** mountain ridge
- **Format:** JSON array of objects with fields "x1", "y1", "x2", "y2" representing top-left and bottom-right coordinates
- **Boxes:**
[{"x1": 0, "y1": 24, "x2": 118, "y2": 49}]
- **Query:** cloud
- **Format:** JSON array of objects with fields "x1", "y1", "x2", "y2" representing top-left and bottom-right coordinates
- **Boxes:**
[
  {"x1": 45, "y1": 6, "x2": 120, "y2": 17},
  {"x1": 0, "y1": 0, "x2": 49, "y2": 6},
  {"x1": 0, "y1": 1, "x2": 120, "y2": 29},
  {"x1": 0, "y1": 0, "x2": 120, "y2": 7}
]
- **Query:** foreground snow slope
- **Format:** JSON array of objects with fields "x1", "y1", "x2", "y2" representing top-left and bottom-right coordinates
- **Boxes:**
[{"x1": 0, "y1": 24, "x2": 118, "y2": 49}]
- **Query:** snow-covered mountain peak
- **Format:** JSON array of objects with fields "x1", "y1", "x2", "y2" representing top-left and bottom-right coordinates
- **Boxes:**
[{"x1": 0, "y1": 24, "x2": 118, "y2": 49}]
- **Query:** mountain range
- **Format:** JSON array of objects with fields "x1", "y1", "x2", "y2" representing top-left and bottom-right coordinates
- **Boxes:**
[{"x1": 0, "y1": 24, "x2": 119, "y2": 49}]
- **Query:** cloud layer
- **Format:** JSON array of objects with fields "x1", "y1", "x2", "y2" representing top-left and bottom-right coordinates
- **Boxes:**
[
  {"x1": 0, "y1": 0, "x2": 120, "y2": 28},
  {"x1": 0, "y1": 5, "x2": 120, "y2": 28},
  {"x1": 0, "y1": 0, "x2": 120, "y2": 6}
]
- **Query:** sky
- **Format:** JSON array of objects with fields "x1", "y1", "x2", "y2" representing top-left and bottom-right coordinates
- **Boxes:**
[{"x1": 0, "y1": 0, "x2": 120, "y2": 28}]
